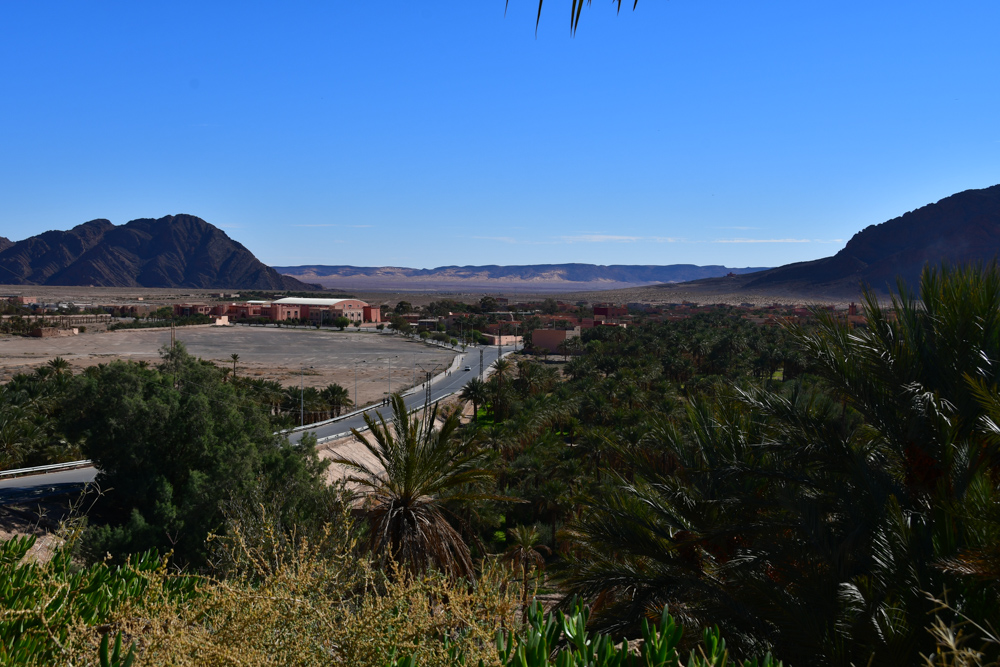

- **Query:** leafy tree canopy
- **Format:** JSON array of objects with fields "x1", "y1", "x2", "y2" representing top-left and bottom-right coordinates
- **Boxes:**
[{"x1": 61, "y1": 342, "x2": 333, "y2": 567}]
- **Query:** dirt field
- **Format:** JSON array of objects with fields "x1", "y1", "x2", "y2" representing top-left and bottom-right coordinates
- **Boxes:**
[
  {"x1": 0, "y1": 280, "x2": 859, "y2": 310},
  {"x1": 0, "y1": 325, "x2": 457, "y2": 406}
]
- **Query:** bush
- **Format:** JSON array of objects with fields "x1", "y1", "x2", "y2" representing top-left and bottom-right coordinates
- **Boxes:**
[
  {"x1": 61, "y1": 343, "x2": 334, "y2": 568},
  {"x1": 0, "y1": 535, "x2": 199, "y2": 666},
  {"x1": 59, "y1": 506, "x2": 519, "y2": 666}
]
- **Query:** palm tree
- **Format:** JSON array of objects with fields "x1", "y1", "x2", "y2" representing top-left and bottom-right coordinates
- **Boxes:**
[
  {"x1": 320, "y1": 383, "x2": 353, "y2": 417},
  {"x1": 502, "y1": 524, "x2": 551, "y2": 620},
  {"x1": 333, "y1": 393, "x2": 498, "y2": 580},
  {"x1": 490, "y1": 357, "x2": 516, "y2": 421},
  {"x1": 460, "y1": 377, "x2": 488, "y2": 423},
  {"x1": 47, "y1": 356, "x2": 71, "y2": 377},
  {"x1": 560, "y1": 264, "x2": 1000, "y2": 665},
  {"x1": 230, "y1": 353, "x2": 240, "y2": 378}
]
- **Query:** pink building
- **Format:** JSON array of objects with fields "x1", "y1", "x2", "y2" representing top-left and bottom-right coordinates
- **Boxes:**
[
  {"x1": 532, "y1": 328, "x2": 580, "y2": 354},
  {"x1": 177, "y1": 297, "x2": 381, "y2": 323},
  {"x1": 271, "y1": 297, "x2": 376, "y2": 323}
]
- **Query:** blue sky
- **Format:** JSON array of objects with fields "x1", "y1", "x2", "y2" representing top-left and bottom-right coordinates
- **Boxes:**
[{"x1": 2, "y1": 1, "x2": 998, "y2": 269}]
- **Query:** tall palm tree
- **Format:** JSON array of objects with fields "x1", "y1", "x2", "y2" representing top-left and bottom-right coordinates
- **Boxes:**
[
  {"x1": 460, "y1": 377, "x2": 488, "y2": 422},
  {"x1": 490, "y1": 357, "x2": 516, "y2": 422},
  {"x1": 333, "y1": 393, "x2": 498, "y2": 580},
  {"x1": 502, "y1": 524, "x2": 551, "y2": 620},
  {"x1": 230, "y1": 353, "x2": 240, "y2": 378}
]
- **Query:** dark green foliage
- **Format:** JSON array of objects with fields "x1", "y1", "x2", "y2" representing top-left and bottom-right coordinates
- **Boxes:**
[
  {"x1": 0, "y1": 361, "x2": 81, "y2": 469},
  {"x1": 62, "y1": 342, "x2": 333, "y2": 567},
  {"x1": 553, "y1": 265, "x2": 1000, "y2": 666}
]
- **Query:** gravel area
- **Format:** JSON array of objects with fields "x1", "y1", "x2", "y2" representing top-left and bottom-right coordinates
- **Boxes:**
[{"x1": 0, "y1": 325, "x2": 457, "y2": 407}]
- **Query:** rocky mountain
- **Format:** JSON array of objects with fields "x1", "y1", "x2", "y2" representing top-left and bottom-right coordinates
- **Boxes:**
[
  {"x1": 732, "y1": 184, "x2": 1000, "y2": 296},
  {"x1": 0, "y1": 237, "x2": 11, "y2": 253},
  {"x1": 273, "y1": 263, "x2": 769, "y2": 293},
  {"x1": 0, "y1": 215, "x2": 318, "y2": 290}
]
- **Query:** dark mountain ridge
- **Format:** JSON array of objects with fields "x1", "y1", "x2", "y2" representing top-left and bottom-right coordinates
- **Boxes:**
[
  {"x1": 0, "y1": 215, "x2": 317, "y2": 290},
  {"x1": 738, "y1": 184, "x2": 1000, "y2": 295}
]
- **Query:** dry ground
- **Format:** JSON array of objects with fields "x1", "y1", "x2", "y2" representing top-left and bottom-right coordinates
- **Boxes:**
[
  {"x1": 0, "y1": 325, "x2": 457, "y2": 406},
  {"x1": 0, "y1": 281, "x2": 859, "y2": 309}
]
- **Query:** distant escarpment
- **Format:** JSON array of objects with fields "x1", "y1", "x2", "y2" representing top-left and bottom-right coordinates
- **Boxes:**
[
  {"x1": 273, "y1": 263, "x2": 769, "y2": 293},
  {"x1": 735, "y1": 184, "x2": 1000, "y2": 296},
  {"x1": 0, "y1": 215, "x2": 318, "y2": 290}
]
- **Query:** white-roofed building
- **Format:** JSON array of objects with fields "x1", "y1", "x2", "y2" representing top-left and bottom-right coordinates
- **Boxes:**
[{"x1": 271, "y1": 297, "x2": 379, "y2": 324}]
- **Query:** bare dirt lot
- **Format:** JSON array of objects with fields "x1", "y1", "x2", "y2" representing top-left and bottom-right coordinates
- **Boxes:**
[
  {"x1": 0, "y1": 279, "x2": 859, "y2": 311},
  {"x1": 0, "y1": 325, "x2": 457, "y2": 406}
]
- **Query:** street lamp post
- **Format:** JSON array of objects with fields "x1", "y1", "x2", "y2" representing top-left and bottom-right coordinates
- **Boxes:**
[
  {"x1": 300, "y1": 365, "x2": 313, "y2": 427},
  {"x1": 354, "y1": 359, "x2": 366, "y2": 408}
]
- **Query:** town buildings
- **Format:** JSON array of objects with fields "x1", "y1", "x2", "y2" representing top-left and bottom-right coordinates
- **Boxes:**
[{"x1": 173, "y1": 297, "x2": 382, "y2": 323}]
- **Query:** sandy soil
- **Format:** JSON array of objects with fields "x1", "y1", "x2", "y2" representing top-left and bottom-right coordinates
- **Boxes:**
[
  {"x1": 0, "y1": 325, "x2": 457, "y2": 406},
  {"x1": 0, "y1": 279, "x2": 864, "y2": 311}
]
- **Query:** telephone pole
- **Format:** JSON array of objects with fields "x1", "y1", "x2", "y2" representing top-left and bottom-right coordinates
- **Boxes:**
[{"x1": 417, "y1": 363, "x2": 443, "y2": 424}]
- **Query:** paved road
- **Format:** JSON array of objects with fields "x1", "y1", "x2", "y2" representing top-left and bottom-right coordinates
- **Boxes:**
[
  {"x1": 288, "y1": 343, "x2": 514, "y2": 444},
  {"x1": 0, "y1": 466, "x2": 99, "y2": 504},
  {"x1": 0, "y1": 343, "x2": 515, "y2": 504}
]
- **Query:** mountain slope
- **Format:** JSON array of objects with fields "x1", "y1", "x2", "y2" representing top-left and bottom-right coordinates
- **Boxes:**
[
  {"x1": 741, "y1": 184, "x2": 1000, "y2": 294},
  {"x1": 0, "y1": 237, "x2": 12, "y2": 253},
  {"x1": 0, "y1": 215, "x2": 317, "y2": 290},
  {"x1": 274, "y1": 263, "x2": 768, "y2": 292}
]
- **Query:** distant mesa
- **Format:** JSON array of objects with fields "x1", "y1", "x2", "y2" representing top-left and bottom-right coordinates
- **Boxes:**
[
  {"x1": 0, "y1": 214, "x2": 318, "y2": 290},
  {"x1": 272, "y1": 263, "x2": 771, "y2": 293},
  {"x1": 732, "y1": 184, "x2": 1000, "y2": 296}
]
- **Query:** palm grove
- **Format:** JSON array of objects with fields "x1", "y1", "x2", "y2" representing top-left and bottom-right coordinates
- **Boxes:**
[{"x1": 3, "y1": 264, "x2": 1000, "y2": 665}]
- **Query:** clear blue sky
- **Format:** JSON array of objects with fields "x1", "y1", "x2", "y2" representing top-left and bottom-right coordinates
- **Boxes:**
[{"x1": 2, "y1": 1, "x2": 998, "y2": 269}]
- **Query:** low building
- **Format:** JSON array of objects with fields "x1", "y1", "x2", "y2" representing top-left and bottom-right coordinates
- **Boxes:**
[
  {"x1": 173, "y1": 303, "x2": 214, "y2": 317},
  {"x1": 593, "y1": 304, "x2": 627, "y2": 318},
  {"x1": 271, "y1": 297, "x2": 379, "y2": 323},
  {"x1": 481, "y1": 334, "x2": 522, "y2": 346},
  {"x1": 532, "y1": 327, "x2": 580, "y2": 354},
  {"x1": 3, "y1": 295, "x2": 38, "y2": 305},
  {"x1": 181, "y1": 297, "x2": 382, "y2": 324}
]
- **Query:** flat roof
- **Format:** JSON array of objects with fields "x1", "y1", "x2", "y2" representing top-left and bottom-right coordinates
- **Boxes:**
[{"x1": 272, "y1": 297, "x2": 360, "y2": 306}]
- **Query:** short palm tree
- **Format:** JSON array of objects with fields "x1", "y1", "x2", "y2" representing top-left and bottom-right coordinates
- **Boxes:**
[
  {"x1": 47, "y1": 356, "x2": 71, "y2": 377},
  {"x1": 333, "y1": 393, "x2": 498, "y2": 580},
  {"x1": 320, "y1": 383, "x2": 353, "y2": 417}
]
